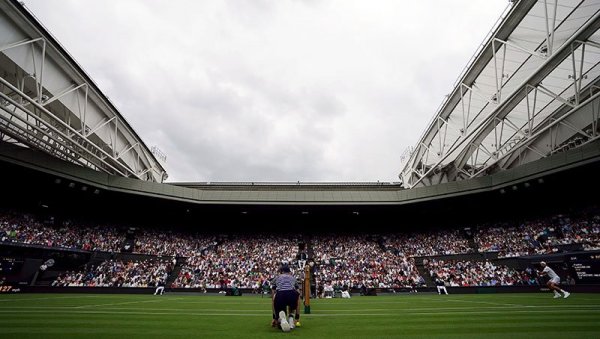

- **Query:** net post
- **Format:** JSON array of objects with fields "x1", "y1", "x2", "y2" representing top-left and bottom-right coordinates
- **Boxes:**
[{"x1": 303, "y1": 264, "x2": 311, "y2": 314}]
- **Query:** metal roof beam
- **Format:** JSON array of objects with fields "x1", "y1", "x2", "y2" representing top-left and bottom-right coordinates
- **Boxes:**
[
  {"x1": 450, "y1": 10, "x2": 600, "y2": 179},
  {"x1": 0, "y1": 1, "x2": 167, "y2": 182},
  {"x1": 400, "y1": 0, "x2": 536, "y2": 177},
  {"x1": 471, "y1": 90, "x2": 600, "y2": 177}
]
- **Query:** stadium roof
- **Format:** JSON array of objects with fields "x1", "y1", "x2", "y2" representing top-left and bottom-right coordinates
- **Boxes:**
[
  {"x1": 172, "y1": 181, "x2": 403, "y2": 191},
  {"x1": 0, "y1": 0, "x2": 167, "y2": 182},
  {"x1": 2, "y1": 138, "x2": 599, "y2": 205},
  {"x1": 400, "y1": 0, "x2": 600, "y2": 188},
  {"x1": 2, "y1": 0, "x2": 599, "y2": 189}
]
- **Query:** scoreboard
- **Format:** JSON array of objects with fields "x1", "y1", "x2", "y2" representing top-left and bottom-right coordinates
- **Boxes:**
[{"x1": 568, "y1": 253, "x2": 600, "y2": 283}]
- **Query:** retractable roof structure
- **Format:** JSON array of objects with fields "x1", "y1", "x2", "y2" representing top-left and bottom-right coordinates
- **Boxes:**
[
  {"x1": 400, "y1": 0, "x2": 600, "y2": 188},
  {"x1": 0, "y1": 0, "x2": 167, "y2": 182}
]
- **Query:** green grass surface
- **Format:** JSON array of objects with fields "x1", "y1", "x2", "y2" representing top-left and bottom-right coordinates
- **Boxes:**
[{"x1": 0, "y1": 292, "x2": 599, "y2": 338}]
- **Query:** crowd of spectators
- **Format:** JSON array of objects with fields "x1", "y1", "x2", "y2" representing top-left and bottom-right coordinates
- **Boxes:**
[
  {"x1": 171, "y1": 235, "x2": 299, "y2": 289},
  {"x1": 425, "y1": 259, "x2": 538, "y2": 287},
  {"x1": 2, "y1": 208, "x2": 600, "y2": 290},
  {"x1": 133, "y1": 229, "x2": 217, "y2": 257},
  {"x1": 0, "y1": 212, "x2": 122, "y2": 252},
  {"x1": 0, "y1": 211, "x2": 217, "y2": 257},
  {"x1": 475, "y1": 213, "x2": 600, "y2": 257},
  {"x1": 52, "y1": 258, "x2": 172, "y2": 287},
  {"x1": 381, "y1": 230, "x2": 474, "y2": 257},
  {"x1": 311, "y1": 235, "x2": 425, "y2": 290},
  {"x1": 3, "y1": 209, "x2": 600, "y2": 261}
]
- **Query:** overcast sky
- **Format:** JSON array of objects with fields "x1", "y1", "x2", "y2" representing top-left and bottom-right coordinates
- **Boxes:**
[{"x1": 24, "y1": 0, "x2": 508, "y2": 183}]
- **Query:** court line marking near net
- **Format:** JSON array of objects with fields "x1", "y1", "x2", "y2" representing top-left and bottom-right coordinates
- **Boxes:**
[
  {"x1": 73, "y1": 298, "x2": 179, "y2": 308},
  {"x1": 3, "y1": 305, "x2": 600, "y2": 313},
  {"x1": 170, "y1": 298, "x2": 420, "y2": 305},
  {"x1": 0, "y1": 308, "x2": 599, "y2": 317},
  {"x1": 445, "y1": 298, "x2": 527, "y2": 307}
]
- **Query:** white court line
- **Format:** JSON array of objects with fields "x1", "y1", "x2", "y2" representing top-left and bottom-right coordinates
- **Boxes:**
[
  {"x1": 448, "y1": 295, "x2": 600, "y2": 303},
  {"x1": 74, "y1": 299, "x2": 166, "y2": 308},
  {"x1": 4, "y1": 305, "x2": 600, "y2": 313},
  {"x1": 173, "y1": 298, "x2": 441, "y2": 305},
  {"x1": 175, "y1": 302, "x2": 430, "y2": 306},
  {"x1": 288, "y1": 305, "x2": 600, "y2": 312},
  {"x1": 0, "y1": 309, "x2": 599, "y2": 317},
  {"x1": 0, "y1": 295, "x2": 108, "y2": 302},
  {"x1": 446, "y1": 298, "x2": 526, "y2": 307},
  {"x1": 486, "y1": 296, "x2": 600, "y2": 302}
]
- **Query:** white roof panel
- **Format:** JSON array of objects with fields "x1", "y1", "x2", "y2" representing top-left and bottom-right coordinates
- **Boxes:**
[{"x1": 401, "y1": 0, "x2": 600, "y2": 187}]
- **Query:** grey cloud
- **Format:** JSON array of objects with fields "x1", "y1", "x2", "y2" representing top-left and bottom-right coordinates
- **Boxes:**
[{"x1": 23, "y1": 0, "x2": 508, "y2": 182}]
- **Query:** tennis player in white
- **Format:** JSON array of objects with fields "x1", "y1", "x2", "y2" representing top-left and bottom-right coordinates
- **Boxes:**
[{"x1": 539, "y1": 261, "x2": 570, "y2": 299}]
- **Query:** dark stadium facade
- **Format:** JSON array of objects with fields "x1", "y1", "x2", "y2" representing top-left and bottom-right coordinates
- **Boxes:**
[{"x1": 0, "y1": 139, "x2": 598, "y2": 233}]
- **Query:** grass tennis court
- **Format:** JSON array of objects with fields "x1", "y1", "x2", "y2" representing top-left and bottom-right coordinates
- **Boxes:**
[{"x1": 0, "y1": 293, "x2": 599, "y2": 338}]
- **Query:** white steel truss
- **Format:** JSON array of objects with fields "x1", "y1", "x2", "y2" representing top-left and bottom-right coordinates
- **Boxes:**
[
  {"x1": 400, "y1": 0, "x2": 600, "y2": 188},
  {"x1": 0, "y1": 1, "x2": 167, "y2": 182}
]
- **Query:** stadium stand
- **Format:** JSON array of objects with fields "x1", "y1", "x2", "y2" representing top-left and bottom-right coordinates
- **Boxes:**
[
  {"x1": 425, "y1": 259, "x2": 538, "y2": 287},
  {"x1": 52, "y1": 258, "x2": 173, "y2": 287},
  {"x1": 2, "y1": 205, "x2": 599, "y2": 291},
  {"x1": 171, "y1": 235, "x2": 299, "y2": 289}
]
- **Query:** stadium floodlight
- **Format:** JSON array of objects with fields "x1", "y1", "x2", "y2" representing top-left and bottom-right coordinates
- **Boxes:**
[
  {"x1": 93, "y1": 189, "x2": 100, "y2": 195},
  {"x1": 68, "y1": 182, "x2": 75, "y2": 188}
]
